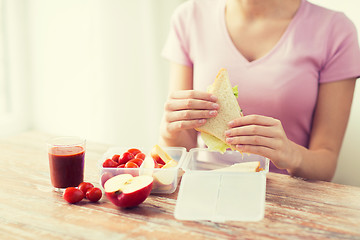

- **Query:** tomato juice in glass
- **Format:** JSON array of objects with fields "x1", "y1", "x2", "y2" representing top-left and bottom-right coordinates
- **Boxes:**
[{"x1": 48, "y1": 137, "x2": 86, "y2": 190}]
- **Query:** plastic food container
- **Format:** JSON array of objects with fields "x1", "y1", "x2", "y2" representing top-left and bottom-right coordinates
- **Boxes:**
[
  {"x1": 98, "y1": 146, "x2": 187, "y2": 194},
  {"x1": 174, "y1": 148, "x2": 269, "y2": 222}
]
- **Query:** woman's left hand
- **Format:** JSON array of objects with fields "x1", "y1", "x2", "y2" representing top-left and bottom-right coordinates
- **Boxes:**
[{"x1": 225, "y1": 114, "x2": 298, "y2": 170}]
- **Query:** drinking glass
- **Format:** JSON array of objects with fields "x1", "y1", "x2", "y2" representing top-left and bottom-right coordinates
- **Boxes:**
[{"x1": 47, "y1": 136, "x2": 86, "y2": 191}]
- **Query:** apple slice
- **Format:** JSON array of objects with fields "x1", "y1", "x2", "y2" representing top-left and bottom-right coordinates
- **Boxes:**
[
  {"x1": 153, "y1": 164, "x2": 178, "y2": 186},
  {"x1": 153, "y1": 170, "x2": 177, "y2": 186},
  {"x1": 104, "y1": 174, "x2": 153, "y2": 208},
  {"x1": 150, "y1": 145, "x2": 173, "y2": 165},
  {"x1": 152, "y1": 157, "x2": 179, "y2": 186},
  {"x1": 139, "y1": 156, "x2": 157, "y2": 176},
  {"x1": 161, "y1": 159, "x2": 178, "y2": 169},
  {"x1": 141, "y1": 156, "x2": 158, "y2": 169}
]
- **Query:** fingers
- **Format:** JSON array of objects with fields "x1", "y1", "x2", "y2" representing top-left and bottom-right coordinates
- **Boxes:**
[
  {"x1": 166, "y1": 90, "x2": 218, "y2": 111},
  {"x1": 228, "y1": 114, "x2": 281, "y2": 128},
  {"x1": 163, "y1": 90, "x2": 219, "y2": 133},
  {"x1": 235, "y1": 144, "x2": 275, "y2": 159},
  {"x1": 225, "y1": 114, "x2": 285, "y2": 152},
  {"x1": 226, "y1": 114, "x2": 294, "y2": 170},
  {"x1": 165, "y1": 99, "x2": 219, "y2": 111},
  {"x1": 226, "y1": 135, "x2": 279, "y2": 150},
  {"x1": 166, "y1": 109, "x2": 218, "y2": 122},
  {"x1": 225, "y1": 124, "x2": 275, "y2": 139},
  {"x1": 226, "y1": 115, "x2": 283, "y2": 138},
  {"x1": 166, "y1": 119, "x2": 207, "y2": 133},
  {"x1": 226, "y1": 134, "x2": 279, "y2": 161},
  {"x1": 170, "y1": 90, "x2": 217, "y2": 102}
]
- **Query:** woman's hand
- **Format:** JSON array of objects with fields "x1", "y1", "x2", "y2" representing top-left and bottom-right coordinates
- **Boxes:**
[
  {"x1": 162, "y1": 90, "x2": 219, "y2": 137},
  {"x1": 225, "y1": 114, "x2": 299, "y2": 170}
]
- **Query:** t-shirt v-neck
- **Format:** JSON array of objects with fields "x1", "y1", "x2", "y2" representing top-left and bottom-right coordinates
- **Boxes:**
[{"x1": 219, "y1": 0, "x2": 305, "y2": 66}]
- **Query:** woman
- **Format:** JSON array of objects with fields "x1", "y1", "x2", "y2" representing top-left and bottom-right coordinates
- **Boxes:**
[{"x1": 159, "y1": 0, "x2": 360, "y2": 181}]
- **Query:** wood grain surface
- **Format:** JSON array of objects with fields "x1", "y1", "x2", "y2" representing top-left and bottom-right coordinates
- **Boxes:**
[{"x1": 0, "y1": 131, "x2": 359, "y2": 240}]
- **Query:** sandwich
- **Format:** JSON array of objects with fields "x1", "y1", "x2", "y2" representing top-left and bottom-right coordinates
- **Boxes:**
[
  {"x1": 195, "y1": 68, "x2": 243, "y2": 153},
  {"x1": 211, "y1": 161, "x2": 261, "y2": 172}
]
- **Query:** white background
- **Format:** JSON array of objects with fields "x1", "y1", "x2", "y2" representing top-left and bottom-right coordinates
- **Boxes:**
[
  {"x1": 1, "y1": 0, "x2": 360, "y2": 186},
  {"x1": 26, "y1": 0, "x2": 182, "y2": 149}
]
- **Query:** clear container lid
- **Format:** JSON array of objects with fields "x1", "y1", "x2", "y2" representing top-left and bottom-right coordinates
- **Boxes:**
[{"x1": 174, "y1": 148, "x2": 269, "y2": 222}]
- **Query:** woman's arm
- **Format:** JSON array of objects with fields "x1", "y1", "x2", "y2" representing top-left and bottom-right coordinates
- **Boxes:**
[
  {"x1": 289, "y1": 78, "x2": 356, "y2": 180},
  {"x1": 225, "y1": 78, "x2": 356, "y2": 181},
  {"x1": 159, "y1": 62, "x2": 219, "y2": 150}
]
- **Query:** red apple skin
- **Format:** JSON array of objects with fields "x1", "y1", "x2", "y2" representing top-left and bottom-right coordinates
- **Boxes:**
[
  {"x1": 151, "y1": 151, "x2": 166, "y2": 165},
  {"x1": 153, "y1": 159, "x2": 159, "y2": 168},
  {"x1": 105, "y1": 181, "x2": 153, "y2": 208}
]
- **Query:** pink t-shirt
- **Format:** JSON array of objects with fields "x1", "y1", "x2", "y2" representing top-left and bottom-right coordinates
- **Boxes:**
[{"x1": 162, "y1": 0, "x2": 360, "y2": 174}]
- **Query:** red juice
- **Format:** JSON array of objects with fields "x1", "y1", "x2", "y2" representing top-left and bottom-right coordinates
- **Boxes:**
[{"x1": 49, "y1": 146, "x2": 85, "y2": 188}]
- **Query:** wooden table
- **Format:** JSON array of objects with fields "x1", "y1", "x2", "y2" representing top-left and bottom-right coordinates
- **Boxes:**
[{"x1": 1, "y1": 131, "x2": 359, "y2": 240}]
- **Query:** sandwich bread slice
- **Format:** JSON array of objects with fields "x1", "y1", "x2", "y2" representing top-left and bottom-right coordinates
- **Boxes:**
[
  {"x1": 195, "y1": 68, "x2": 243, "y2": 153},
  {"x1": 211, "y1": 161, "x2": 261, "y2": 172}
]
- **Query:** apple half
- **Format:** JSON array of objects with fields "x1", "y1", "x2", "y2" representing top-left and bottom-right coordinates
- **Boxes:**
[{"x1": 104, "y1": 174, "x2": 153, "y2": 208}]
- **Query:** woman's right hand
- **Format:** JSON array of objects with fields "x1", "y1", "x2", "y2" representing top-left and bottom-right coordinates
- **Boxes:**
[{"x1": 162, "y1": 90, "x2": 219, "y2": 136}]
